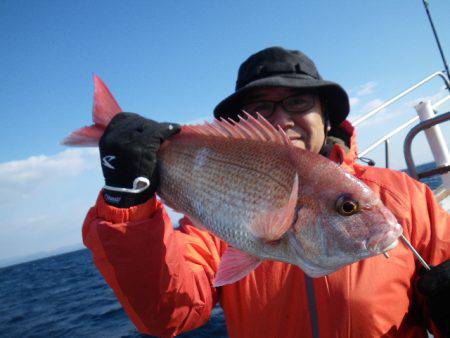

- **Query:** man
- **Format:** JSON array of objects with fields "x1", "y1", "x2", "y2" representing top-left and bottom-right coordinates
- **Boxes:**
[{"x1": 84, "y1": 47, "x2": 450, "y2": 337}]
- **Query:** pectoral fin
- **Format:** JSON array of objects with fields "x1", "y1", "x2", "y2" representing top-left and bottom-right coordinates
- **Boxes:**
[
  {"x1": 214, "y1": 247, "x2": 262, "y2": 287},
  {"x1": 248, "y1": 174, "x2": 299, "y2": 242}
]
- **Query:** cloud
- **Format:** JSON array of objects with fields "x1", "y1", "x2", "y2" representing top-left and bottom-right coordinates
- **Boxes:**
[
  {"x1": 349, "y1": 97, "x2": 360, "y2": 107},
  {"x1": 347, "y1": 81, "x2": 379, "y2": 122},
  {"x1": 0, "y1": 199, "x2": 92, "y2": 261},
  {"x1": 349, "y1": 79, "x2": 450, "y2": 128},
  {"x1": 361, "y1": 98, "x2": 384, "y2": 113},
  {"x1": 0, "y1": 148, "x2": 99, "y2": 205},
  {"x1": 403, "y1": 87, "x2": 450, "y2": 110},
  {"x1": 356, "y1": 81, "x2": 377, "y2": 96},
  {"x1": 349, "y1": 98, "x2": 385, "y2": 123},
  {"x1": 0, "y1": 146, "x2": 188, "y2": 261},
  {"x1": 351, "y1": 97, "x2": 415, "y2": 128},
  {"x1": 0, "y1": 148, "x2": 103, "y2": 260}
]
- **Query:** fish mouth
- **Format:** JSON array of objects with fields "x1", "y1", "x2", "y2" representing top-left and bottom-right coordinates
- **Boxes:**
[
  {"x1": 383, "y1": 238, "x2": 399, "y2": 251},
  {"x1": 365, "y1": 224, "x2": 403, "y2": 253},
  {"x1": 288, "y1": 222, "x2": 403, "y2": 277}
]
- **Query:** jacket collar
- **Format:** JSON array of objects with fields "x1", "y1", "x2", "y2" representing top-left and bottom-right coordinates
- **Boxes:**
[{"x1": 327, "y1": 120, "x2": 358, "y2": 173}]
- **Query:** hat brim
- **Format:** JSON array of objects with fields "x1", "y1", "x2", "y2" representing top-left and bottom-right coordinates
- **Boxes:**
[{"x1": 214, "y1": 74, "x2": 350, "y2": 127}]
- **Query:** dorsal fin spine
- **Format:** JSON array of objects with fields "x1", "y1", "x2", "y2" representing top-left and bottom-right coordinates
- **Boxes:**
[
  {"x1": 245, "y1": 113, "x2": 277, "y2": 142},
  {"x1": 206, "y1": 121, "x2": 230, "y2": 137},
  {"x1": 230, "y1": 118, "x2": 254, "y2": 139},
  {"x1": 238, "y1": 115, "x2": 267, "y2": 141},
  {"x1": 254, "y1": 113, "x2": 284, "y2": 143},
  {"x1": 223, "y1": 118, "x2": 248, "y2": 139},
  {"x1": 277, "y1": 126, "x2": 291, "y2": 145},
  {"x1": 216, "y1": 118, "x2": 244, "y2": 139},
  {"x1": 183, "y1": 114, "x2": 293, "y2": 146}
]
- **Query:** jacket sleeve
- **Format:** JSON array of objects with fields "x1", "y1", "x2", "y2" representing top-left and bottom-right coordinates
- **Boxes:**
[
  {"x1": 408, "y1": 182, "x2": 450, "y2": 266},
  {"x1": 403, "y1": 177, "x2": 450, "y2": 337},
  {"x1": 359, "y1": 166, "x2": 449, "y2": 337},
  {"x1": 82, "y1": 191, "x2": 226, "y2": 337}
]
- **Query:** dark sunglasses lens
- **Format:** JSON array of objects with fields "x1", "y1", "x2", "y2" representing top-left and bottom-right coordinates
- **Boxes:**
[
  {"x1": 284, "y1": 95, "x2": 315, "y2": 112},
  {"x1": 242, "y1": 102, "x2": 274, "y2": 117}
]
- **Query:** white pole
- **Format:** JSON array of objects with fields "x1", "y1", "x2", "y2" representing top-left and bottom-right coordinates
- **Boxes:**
[{"x1": 414, "y1": 100, "x2": 450, "y2": 189}]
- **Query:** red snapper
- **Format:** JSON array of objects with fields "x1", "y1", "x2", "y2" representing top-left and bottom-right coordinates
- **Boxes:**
[{"x1": 63, "y1": 76, "x2": 402, "y2": 286}]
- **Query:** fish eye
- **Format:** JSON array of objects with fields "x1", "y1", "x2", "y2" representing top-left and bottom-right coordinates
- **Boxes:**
[{"x1": 335, "y1": 195, "x2": 360, "y2": 216}]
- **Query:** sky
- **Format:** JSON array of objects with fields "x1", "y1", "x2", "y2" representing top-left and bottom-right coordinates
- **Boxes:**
[{"x1": 0, "y1": 0, "x2": 449, "y2": 264}]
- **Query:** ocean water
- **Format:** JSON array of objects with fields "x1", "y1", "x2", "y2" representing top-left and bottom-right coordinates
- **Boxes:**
[
  {"x1": 0, "y1": 163, "x2": 443, "y2": 337},
  {"x1": 0, "y1": 249, "x2": 227, "y2": 338}
]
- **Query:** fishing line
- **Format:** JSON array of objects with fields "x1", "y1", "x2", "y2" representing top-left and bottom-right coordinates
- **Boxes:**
[
  {"x1": 422, "y1": 0, "x2": 450, "y2": 92},
  {"x1": 400, "y1": 234, "x2": 431, "y2": 270}
]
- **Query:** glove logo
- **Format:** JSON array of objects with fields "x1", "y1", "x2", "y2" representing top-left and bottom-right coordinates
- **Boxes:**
[{"x1": 102, "y1": 155, "x2": 116, "y2": 170}]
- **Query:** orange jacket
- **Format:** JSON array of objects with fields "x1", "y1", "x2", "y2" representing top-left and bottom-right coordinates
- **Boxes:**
[{"x1": 83, "y1": 121, "x2": 450, "y2": 338}]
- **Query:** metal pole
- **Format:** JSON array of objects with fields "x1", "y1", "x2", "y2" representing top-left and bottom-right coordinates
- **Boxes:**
[
  {"x1": 415, "y1": 101, "x2": 450, "y2": 189},
  {"x1": 358, "y1": 116, "x2": 419, "y2": 158},
  {"x1": 422, "y1": 0, "x2": 450, "y2": 92},
  {"x1": 384, "y1": 139, "x2": 390, "y2": 168},
  {"x1": 404, "y1": 111, "x2": 450, "y2": 184}
]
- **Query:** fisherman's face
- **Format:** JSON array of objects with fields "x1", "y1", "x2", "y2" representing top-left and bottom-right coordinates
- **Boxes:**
[{"x1": 241, "y1": 87, "x2": 327, "y2": 153}]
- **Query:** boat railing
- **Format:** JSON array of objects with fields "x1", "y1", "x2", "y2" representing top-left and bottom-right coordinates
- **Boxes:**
[
  {"x1": 353, "y1": 71, "x2": 450, "y2": 171},
  {"x1": 404, "y1": 111, "x2": 450, "y2": 180},
  {"x1": 352, "y1": 71, "x2": 450, "y2": 127}
]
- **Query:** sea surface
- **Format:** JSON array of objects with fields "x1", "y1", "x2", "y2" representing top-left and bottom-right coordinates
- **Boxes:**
[
  {"x1": 0, "y1": 163, "x2": 443, "y2": 338},
  {"x1": 0, "y1": 249, "x2": 227, "y2": 338}
]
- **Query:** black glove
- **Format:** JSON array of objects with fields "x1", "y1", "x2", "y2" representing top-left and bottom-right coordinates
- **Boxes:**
[
  {"x1": 417, "y1": 259, "x2": 450, "y2": 337},
  {"x1": 99, "y1": 112, "x2": 180, "y2": 208}
]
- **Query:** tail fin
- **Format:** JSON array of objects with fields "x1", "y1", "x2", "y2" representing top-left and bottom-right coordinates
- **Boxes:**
[{"x1": 61, "y1": 75, "x2": 122, "y2": 146}]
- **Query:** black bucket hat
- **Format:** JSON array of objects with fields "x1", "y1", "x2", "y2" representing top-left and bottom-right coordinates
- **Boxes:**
[{"x1": 214, "y1": 47, "x2": 350, "y2": 127}]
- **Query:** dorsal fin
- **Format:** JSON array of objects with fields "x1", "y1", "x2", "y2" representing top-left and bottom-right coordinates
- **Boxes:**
[
  {"x1": 183, "y1": 112, "x2": 294, "y2": 146},
  {"x1": 62, "y1": 76, "x2": 295, "y2": 149}
]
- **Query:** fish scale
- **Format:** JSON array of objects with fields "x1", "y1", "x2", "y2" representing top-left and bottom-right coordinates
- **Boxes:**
[{"x1": 157, "y1": 137, "x2": 296, "y2": 238}]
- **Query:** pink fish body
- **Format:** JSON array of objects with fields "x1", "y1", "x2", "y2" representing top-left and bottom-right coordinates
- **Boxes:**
[{"x1": 63, "y1": 76, "x2": 402, "y2": 286}]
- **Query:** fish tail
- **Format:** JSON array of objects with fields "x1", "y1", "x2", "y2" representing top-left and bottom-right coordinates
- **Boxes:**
[{"x1": 61, "y1": 75, "x2": 122, "y2": 147}]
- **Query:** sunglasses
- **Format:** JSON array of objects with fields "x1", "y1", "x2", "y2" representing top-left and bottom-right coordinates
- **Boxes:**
[{"x1": 241, "y1": 94, "x2": 316, "y2": 118}]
